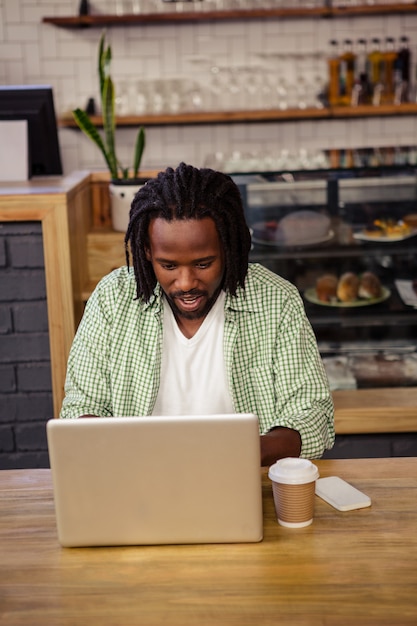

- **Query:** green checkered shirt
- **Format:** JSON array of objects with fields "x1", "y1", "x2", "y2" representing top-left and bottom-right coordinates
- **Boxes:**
[{"x1": 60, "y1": 263, "x2": 334, "y2": 458}]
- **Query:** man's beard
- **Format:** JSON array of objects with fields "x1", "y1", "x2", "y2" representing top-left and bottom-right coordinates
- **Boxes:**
[{"x1": 166, "y1": 286, "x2": 222, "y2": 321}]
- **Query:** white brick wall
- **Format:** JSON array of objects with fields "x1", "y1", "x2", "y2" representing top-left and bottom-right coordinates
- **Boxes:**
[{"x1": 2, "y1": 0, "x2": 417, "y2": 174}]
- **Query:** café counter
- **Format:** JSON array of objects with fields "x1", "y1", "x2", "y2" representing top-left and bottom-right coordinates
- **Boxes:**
[
  {"x1": 1, "y1": 172, "x2": 417, "y2": 431},
  {"x1": 0, "y1": 171, "x2": 91, "y2": 417},
  {"x1": 0, "y1": 458, "x2": 416, "y2": 625}
]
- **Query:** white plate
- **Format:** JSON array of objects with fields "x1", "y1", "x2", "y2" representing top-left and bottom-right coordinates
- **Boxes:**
[
  {"x1": 353, "y1": 228, "x2": 417, "y2": 243},
  {"x1": 304, "y1": 286, "x2": 391, "y2": 308},
  {"x1": 251, "y1": 229, "x2": 334, "y2": 248}
]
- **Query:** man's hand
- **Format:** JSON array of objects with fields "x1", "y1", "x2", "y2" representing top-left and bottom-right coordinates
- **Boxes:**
[{"x1": 260, "y1": 427, "x2": 302, "y2": 467}]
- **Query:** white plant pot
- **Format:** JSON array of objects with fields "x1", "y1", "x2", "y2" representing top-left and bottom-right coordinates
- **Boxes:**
[{"x1": 109, "y1": 180, "x2": 147, "y2": 232}]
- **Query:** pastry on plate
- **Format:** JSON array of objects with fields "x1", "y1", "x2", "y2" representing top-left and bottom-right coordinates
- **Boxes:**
[
  {"x1": 363, "y1": 218, "x2": 411, "y2": 238},
  {"x1": 358, "y1": 271, "x2": 382, "y2": 299},
  {"x1": 403, "y1": 214, "x2": 417, "y2": 229},
  {"x1": 337, "y1": 272, "x2": 360, "y2": 302},
  {"x1": 316, "y1": 274, "x2": 338, "y2": 302}
]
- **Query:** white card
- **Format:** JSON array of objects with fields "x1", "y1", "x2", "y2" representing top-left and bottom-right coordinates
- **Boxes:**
[
  {"x1": 316, "y1": 476, "x2": 371, "y2": 511},
  {"x1": 395, "y1": 280, "x2": 417, "y2": 308}
]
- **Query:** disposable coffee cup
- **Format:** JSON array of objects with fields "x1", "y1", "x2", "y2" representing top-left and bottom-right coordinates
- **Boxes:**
[{"x1": 268, "y1": 457, "x2": 319, "y2": 528}]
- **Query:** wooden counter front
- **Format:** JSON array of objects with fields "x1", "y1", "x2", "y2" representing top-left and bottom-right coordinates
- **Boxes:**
[
  {"x1": 0, "y1": 171, "x2": 91, "y2": 416},
  {"x1": 333, "y1": 387, "x2": 417, "y2": 434}
]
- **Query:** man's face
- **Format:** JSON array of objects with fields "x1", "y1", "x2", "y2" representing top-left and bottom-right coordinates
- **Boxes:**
[{"x1": 145, "y1": 217, "x2": 225, "y2": 323}]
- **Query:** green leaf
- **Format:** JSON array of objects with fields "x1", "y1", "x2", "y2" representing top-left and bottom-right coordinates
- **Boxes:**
[
  {"x1": 133, "y1": 126, "x2": 146, "y2": 178},
  {"x1": 102, "y1": 77, "x2": 118, "y2": 177},
  {"x1": 72, "y1": 108, "x2": 118, "y2": 179},
  {"x1": 98, "y1": 32, "x2": 106, "y2": 96}
]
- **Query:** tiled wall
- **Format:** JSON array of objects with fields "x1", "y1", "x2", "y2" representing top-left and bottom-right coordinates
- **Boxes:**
[{"x1": 1, "y1": 0, "x2": 417, "y2": 174}]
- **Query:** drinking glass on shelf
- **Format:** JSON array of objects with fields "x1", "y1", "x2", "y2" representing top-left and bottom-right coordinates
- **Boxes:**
[
  {"x1": 115, "y1": 0, "x2": 143, "y2": 14},
  {"x1": 186, "y1": 55, "x2": 232, "y2": 112},
  {"x1": 247, "y1": 65, "x2": 276, "y2": 111},
  {"x1": 255, "y1": 52, "x2": 292, "y2": 110},
  {"x1": 223, "y1": 66, "x2": 241, "y2": 111},
  {"x1": 115, "y1": 80, "x2": 130, "y2": 115},
  {"x1": 293, "y1": 54, "x2": 309, "y2": 109},
  {"x1": 166, "y1": 78, "x2": 184, "y2": 114},
  {"x1": 147, "y1": 79, "x2": 166, "y2": 114},
  {"x1": 208, "y1": 64, "x2": 223, "y2": 111},
  {"x1": 131, "y1": 0, "x2": 159, "y2": 13},
  {"x1": 241, "y1": 64, "x2": 263, "y2": 111},
  {"x1": 275, "y1": 74, "x2": 290, "y2": 110},
  {"x1": 204, "y1": 151, "x2": 226, "y2": 170},
  {"x1": 308, "y1": 73, "x2": 327, "y2": 108},
  {"x1": 183, "y1": 78, "x2": 206, "y2": 112},
  {"x1": 200, "y1": 0, "x2": 217, "y2": 11},
  {"x1": 129, "y1": 80, "x2": 149, "y2": 115},
  {"x1": 292, "y1": 53, "x2": 326, "y2": 109},
  {"x1": 115, "y1": 0, "x2": 125, "y2": 15}
]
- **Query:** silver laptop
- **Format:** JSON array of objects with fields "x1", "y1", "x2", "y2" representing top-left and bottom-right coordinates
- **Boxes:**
[{"x1": 46, "y1": 414, "x2": 263, "y2": 547}]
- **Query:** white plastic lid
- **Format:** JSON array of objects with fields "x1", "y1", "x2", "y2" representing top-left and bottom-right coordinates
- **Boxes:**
[{"x1": 268, "y1": 457, "x2": 319, "y2": 485}]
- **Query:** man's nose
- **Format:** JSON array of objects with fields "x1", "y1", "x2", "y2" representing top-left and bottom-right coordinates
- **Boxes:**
[{"x1": 175, "y1": 267, "x2": 197, "y2": 292}]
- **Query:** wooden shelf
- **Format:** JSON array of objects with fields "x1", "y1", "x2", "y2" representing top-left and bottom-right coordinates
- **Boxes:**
[
  {"x1": 331, "y1": 2, "x2": 417, "y2": 17},
  {"x1": 59, "y1": 108, "x2": 330, "y2": 128},
  {"x1": 42, "y1": 4, "x2": 417, "y2": 28},
  {"x1": 42, "y1": 8, "x2": 328, "y2": 27},
  {"x1": 59, "y1": 103, "x2": 417, "y2": 128},
  {"x1": 331, "y1": 102, "x2": 417, "y2": 118}
]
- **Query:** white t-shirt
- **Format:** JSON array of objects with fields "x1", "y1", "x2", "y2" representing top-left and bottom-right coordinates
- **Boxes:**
[{"x1": 152, "y1": 291, "x2": 235, "y2": 416}]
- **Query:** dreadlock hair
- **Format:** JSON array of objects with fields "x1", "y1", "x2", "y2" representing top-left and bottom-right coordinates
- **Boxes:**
[{"x1": 124, "y1": 162, "x2": 252, "y2": 302}]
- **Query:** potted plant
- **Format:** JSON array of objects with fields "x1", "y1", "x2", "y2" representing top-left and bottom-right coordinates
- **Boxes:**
[{"x1": 72, "y1": 32, "x2": 147, "y2": 232}]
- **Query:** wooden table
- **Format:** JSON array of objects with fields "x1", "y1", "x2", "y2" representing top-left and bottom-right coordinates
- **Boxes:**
[{"x1": 1, "y1": 458, "x2": 416, "y2": 626}]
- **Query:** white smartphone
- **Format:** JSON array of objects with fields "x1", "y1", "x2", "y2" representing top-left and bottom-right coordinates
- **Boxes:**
[{"x1": 315, "y1": 476, "x2": 371, "y2": 511}]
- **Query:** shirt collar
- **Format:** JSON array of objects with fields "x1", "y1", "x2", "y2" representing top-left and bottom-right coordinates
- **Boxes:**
[
  {"x1": 142, "y1": 283, "x2": 163, "y2": 313},
  {"x1": 225, "y1": 285, "x2": 259, "y2": 313}
]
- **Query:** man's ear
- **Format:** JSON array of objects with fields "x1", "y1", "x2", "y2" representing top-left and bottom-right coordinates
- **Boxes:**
[{"x1": 145, "y1": 247, "x2": 151, "y2": 261}]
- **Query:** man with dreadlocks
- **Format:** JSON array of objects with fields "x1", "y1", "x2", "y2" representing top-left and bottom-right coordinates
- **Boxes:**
[{"x1": 60, "y1": 162, "x2": 334, "y2": 465}]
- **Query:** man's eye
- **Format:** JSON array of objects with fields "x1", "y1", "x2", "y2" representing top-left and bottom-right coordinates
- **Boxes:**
[
  {"x1": 196, "y1": 262, "x2": 210, "y2": 269},
  {"x1": 161, "y1": 264, "x2": 175, "y2": 270}
]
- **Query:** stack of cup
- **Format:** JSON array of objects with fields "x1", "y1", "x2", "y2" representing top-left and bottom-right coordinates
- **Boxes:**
[{"x1": 268, "y1": 457, "x2": 319, "y2": 528}]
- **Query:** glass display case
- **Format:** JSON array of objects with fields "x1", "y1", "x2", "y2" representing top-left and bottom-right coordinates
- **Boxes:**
[{"x1": 234, "y1": 167, "x2": 417, "y2": 391}]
